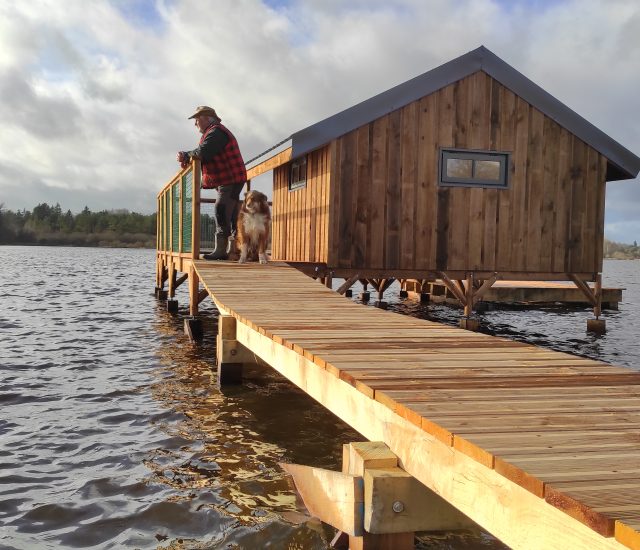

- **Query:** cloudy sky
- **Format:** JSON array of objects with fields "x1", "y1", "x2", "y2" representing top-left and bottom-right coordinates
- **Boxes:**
[{"x1": 1, "y1": 0, "x2": 638, "y2": 242}]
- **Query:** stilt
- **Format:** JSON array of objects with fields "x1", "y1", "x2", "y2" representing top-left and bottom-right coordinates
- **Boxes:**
[
  {"x1": 168, "y1": 263, "x2": 176, "y2": 298},
  {"x1": 345, "y1": 289, "x2": 353, "y2": 298},
  {"x1": 184, "y1": 316, "x2": 203, "y2": 342},
  {"x1": 569, "y1": 273, "x2": 607, "y2": 334},
  {"x1": 419, "y1": 293, "x2": 430, "y2": 303},
  {"x1": 166, "y1": 299, "x2": 178, "y2": 314},
  {"x1": 588, "y1": 273, "x2": 606, "y2": 334},
  {"x1": 398, "y1": 279, "x2": 408, "y2": 298},
  {"x1": 359, "y1": 279, "x2": 370, "y2": 302},
  {"x1": 188, "y1": 266, "x2": 200, "y2": 317},
  {"x1": 216, "y1": 314, "x2": 256, "y2": 386},
  {"x1": 157, "y1": 289, "x2": 168, "y2": 300}
]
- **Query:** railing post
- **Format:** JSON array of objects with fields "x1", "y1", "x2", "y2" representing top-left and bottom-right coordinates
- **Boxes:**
[
  {"x1": 178, "y1": 177, "x2": 183, "y2": 254},
  {"x1": 192, "y1": 159, "x2": 201, "y2": 260}
]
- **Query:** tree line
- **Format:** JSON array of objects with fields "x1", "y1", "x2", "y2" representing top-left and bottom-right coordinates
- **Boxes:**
[
  {"x1": 0, "y1": 201, "x2": 638, "y2": 256},
  {"x1": 0, "y1": 203, "x2": 156, "y2": 248},
  {"x1": 604, "y1": 238, "x2": 640, "y2": 260}
]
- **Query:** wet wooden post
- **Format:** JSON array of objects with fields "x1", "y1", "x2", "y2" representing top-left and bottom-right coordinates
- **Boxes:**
[
  {"x1": 398, "y1": 279, "x2": 408, "y2": 298},
  {"x1": 216, "y1": 314, "x2": 258, "y2": 385},
  {"x1": 587, "y1": 273, "x2": 606, "y2": 334},
  {"x1": 459, "y1": 273, "x2": 479, "y2": 331},
  {"x1": 217, "y1": 314, "x2": 243, "y2": 385},
  {"x1": 359, "y1": 279, "x2": 370, "y2": 302}
]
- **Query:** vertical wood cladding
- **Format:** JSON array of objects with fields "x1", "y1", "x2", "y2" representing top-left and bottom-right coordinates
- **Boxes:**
[
  {"x1": 272, "y1": 145, "x2": 331, "y2": 263},
  {"x1": 326, "y1": 71, "x2": 607, "y2": 274}
]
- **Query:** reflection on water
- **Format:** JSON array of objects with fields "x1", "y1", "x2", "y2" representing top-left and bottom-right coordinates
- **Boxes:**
[{"x1": 1, "y1": 246, "x2": 637, "y2": 549}]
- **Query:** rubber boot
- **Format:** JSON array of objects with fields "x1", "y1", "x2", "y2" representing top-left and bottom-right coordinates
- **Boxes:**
[
  {"x1": 226, "y1": 236, "x2": 239, "y2": 262},
  {"x1": 203, "y1": 235, "x2": 229, "y2": 260}
]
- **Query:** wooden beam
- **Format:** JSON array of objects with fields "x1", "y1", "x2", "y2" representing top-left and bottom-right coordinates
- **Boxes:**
[
  {"x1": 197, "y1": 288, "x2": 209, "y2": 304},
  {"x1": 281, "y1": 463, "x2": 364, "y2": 536},
  {"x1": 437, "y1": 272, "x2": 467, "y2": 306},
  {"x1": 174, "y1": 273, "x2": 189, "y2": 289},
  {"x1": 568, "y1": 274, "x2": 598, "y2": 306},
  {"x1": 246, "y1": 147, "x2": 293, "y2": 180},
  {"x1": 337, "y1": 274, "x2": 361, "y2": 295},
  {"x1": 474, "y1": 273, "x2": 499, "y2": 303}
]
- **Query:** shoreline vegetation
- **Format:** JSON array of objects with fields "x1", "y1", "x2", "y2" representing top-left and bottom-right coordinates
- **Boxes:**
[{"x1": 1, "y1": 202, "x2": 639, "y2": 258}]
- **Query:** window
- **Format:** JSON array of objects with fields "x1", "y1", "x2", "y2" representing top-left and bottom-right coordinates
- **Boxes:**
[
  {"x1": 439, "y1": 149, "x2": 509, "y2": 188},
  {"x1": 289, "y1": 157, "x2": 307, "y2": 191}
]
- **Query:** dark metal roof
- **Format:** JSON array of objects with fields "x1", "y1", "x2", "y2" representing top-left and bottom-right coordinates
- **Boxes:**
[{"x1": 290, "y1": 46, "x2": 640, "y2": 181}]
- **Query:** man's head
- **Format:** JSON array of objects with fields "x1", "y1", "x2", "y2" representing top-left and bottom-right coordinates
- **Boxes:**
[{"x1": 188, "y1": 105, "x2": 220, "y2": 134}]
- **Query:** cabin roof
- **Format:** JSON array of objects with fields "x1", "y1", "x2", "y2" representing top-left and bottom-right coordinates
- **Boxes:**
[{"x1": 289, "y1": 46, "x2": 640, "y2": 181}]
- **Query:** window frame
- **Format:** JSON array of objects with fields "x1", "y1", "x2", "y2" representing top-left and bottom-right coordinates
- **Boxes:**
[
  {"x1": 289, "y1": 156, "x2": 307, "y2": 191},
  {"x1": 439, "y1": 148, "x2": 510, "y2": 188}
]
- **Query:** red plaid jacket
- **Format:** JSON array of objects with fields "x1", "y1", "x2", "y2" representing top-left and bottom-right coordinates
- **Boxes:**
[{"x1": 200, "y1": 123, "x2": 246, "y2": 188}]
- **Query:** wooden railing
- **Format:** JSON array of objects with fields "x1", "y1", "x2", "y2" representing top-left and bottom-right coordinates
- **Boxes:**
[
  {"x1": 156, "y1": 159, "x2": 201, "y2": 259},
  {"x1": 156, "y1": 154, "x2": 276, "y2": 259}
]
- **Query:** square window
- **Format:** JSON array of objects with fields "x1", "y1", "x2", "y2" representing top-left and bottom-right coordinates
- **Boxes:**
[
  {"x1": 439, "y1": 149, "x2": 509, "y2": 188},
  {"x1": 289, "y1": 157, "x2": 307, "y2": 191}
]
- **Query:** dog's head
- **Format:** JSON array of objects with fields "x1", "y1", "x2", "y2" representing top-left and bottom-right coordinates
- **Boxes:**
[{"x1": 242, "y1": 190, "x2": 270, "y2": 214}]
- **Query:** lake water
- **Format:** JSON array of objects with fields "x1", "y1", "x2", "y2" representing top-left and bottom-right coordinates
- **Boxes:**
[{"x1": 1, "y1": 246, "x2": 638, "y2": 549}]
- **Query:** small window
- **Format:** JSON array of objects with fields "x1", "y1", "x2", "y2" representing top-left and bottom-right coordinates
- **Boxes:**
[
  {"x1": 439, "y1": 149, "x2": 509, "y2": 188},
  {"x1": 289, "y1": 157, "x2": 307, "y2": 191}
]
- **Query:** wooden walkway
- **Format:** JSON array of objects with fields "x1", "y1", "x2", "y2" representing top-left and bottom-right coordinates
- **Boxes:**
[{"x1": 193, "y1": 261, "x2": 640, "y2": 550}]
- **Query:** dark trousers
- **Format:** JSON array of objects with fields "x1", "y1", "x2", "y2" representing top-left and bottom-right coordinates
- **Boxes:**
[{"x1": 214, "y1": 182, "x2": 244, "y2": 238}]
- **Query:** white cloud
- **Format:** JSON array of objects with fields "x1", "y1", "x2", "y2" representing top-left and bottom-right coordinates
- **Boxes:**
[{"x1": 0, "y1": 0, "x2": 638, "y2": 242}]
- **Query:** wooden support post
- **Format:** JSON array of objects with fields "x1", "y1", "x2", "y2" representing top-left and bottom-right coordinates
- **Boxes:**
[
  {"x1": 460, "y1": 274, "x2": 480, "y2": 329},
  {"x1": 216, "y1": 314, "x2": 256, "y2": 385},
  {"x1": 184, "y1": 316, "x2": 203, "y2": 342},
  {"x1": 188, "y1": 266, "x2": 199, "y2": 317},
  {"x1": 166, "y1": 299, "x2": 178, "y2": 314},
  {"x1": 463, "y1": 273, "x2": 474, "y2": 318},
  {"x1": 325, "y1": 272, "x2": 334, "y2": 289},
  {"x1": 594, "y1": 273, "x2": 603, "y2": 318},
  {"x1": 587, "y1": 273, "x2": 606, "y2": 333},
  {"x1": 569, "y1": 273, "x2": 606, "y2": 334},
  {"x1": 344, "y1": 442, "x2": 413, "y2": 550},
  {"x1": 168, "y1": 263, "x2": 177, "y2": 298},
  {"x1": 157, "y1": 289, "x2": 168, "y2": 300},
  {"x1": 398, "y1": 279, "x2": 408, "y2": 298},
  {"x1": 359, "y1": 279, "x2": 371, "y2": 302}
]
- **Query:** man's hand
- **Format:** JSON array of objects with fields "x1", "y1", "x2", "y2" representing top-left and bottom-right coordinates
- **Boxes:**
[{"x1": 177, "y1": 151, "x2": 190, "y2": 169}]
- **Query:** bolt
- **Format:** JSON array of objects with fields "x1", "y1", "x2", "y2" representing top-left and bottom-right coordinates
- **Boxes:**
[
  {"x1": 230, "y1": 349, "x2": 237, "y2": 356},
  {"x1": 392, "y1": 501, "x2": 404, "y2": 513}
]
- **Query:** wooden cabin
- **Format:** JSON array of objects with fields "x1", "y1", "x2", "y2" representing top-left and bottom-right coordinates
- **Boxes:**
[{"x1": 246, "y1": 46, "x2": 640, "y2": 312}]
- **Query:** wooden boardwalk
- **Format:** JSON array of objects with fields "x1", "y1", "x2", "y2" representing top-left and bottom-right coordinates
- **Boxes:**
[{"x1": 193, "y1": 261, "x2": 640, "y2": 550}]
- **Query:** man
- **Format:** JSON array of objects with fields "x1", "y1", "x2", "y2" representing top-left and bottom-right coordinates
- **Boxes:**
[{"x1": 177, "y1": 105, "x2": 246, "y2": 260}]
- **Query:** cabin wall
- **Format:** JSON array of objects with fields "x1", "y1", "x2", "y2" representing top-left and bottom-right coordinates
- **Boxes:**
[
  {"x1": 328, "y1": 71, "x2": 607, "y2": 275},
  {"x1": 271, "y1": 145, "x2": 331, "y2": 263}
]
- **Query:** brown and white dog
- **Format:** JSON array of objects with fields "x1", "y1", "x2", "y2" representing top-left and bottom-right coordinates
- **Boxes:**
[{"x1": 237, "y1": 190, "x2": 271, "y2": 264}]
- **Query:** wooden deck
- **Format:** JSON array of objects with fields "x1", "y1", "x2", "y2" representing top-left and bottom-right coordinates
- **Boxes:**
[
  {"x1": 404, "y1": 279, "x2": 623, "y2": 309},
  {"x1": 193, "y1": 261, "x2": 640, "y2": 550}
]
